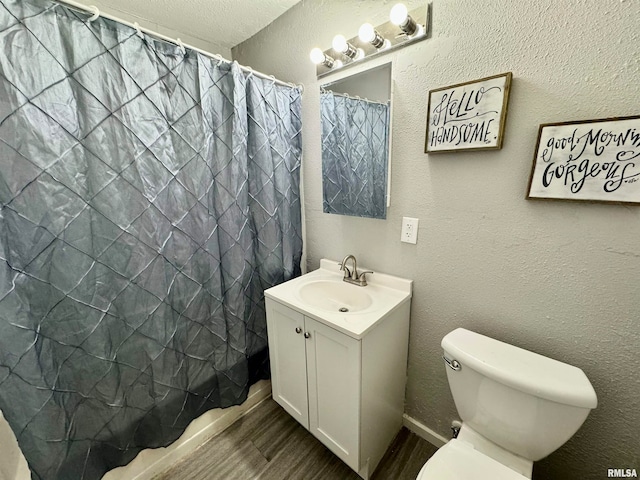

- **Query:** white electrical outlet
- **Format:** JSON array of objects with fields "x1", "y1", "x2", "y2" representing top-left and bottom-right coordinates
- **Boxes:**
[{"x1": 401, "y1": 217, "x2": 419, "y2": 244}]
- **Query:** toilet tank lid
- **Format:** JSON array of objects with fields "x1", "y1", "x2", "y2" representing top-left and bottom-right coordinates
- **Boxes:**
[{"x1": 442, "y1": 328, "x2": 597, "y2": 409}]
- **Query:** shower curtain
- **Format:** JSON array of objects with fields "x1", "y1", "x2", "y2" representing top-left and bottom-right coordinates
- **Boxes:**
[
  {"x1": 320, "y1": 91, "x2": 388, "y2": 219},
  {"x1": 0, "y1": 0, "x2": 302, "y2": 478}
]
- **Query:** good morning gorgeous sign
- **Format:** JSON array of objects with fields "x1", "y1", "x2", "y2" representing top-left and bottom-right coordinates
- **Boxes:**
[
  {"x1": 425, "y1": 72, "x2": 512, "y2": 153},
  {"x1": 527, "y1": 116, "x2": 640, "y2": 204}
]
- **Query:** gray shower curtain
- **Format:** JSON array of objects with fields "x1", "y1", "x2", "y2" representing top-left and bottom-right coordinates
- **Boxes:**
[
  {"x1": 320, "y1": 91, "x2": 388, "y2": 219},
  {"x1": 0, "y1": 0, "x2": 302, "y2": 478}
]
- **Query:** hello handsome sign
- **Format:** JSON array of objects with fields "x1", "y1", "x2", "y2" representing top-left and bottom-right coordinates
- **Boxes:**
[{"x1": 425, "y1": 72, "x2": 512, "y2": 153}]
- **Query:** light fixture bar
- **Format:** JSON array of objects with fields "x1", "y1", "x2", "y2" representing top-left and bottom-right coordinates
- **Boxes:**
[{"x1": 314, "y1": 4, "x2": 430, "y2": 78}]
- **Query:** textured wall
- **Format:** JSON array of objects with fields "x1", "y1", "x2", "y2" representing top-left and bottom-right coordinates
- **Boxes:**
[{"x1": 234, "y1": 1, "x2": 640, "y2": 478}]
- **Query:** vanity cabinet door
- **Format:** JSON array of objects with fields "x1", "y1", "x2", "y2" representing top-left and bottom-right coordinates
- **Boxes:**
[
  {"x1": 305, "y1": 317, "x2": 361, "y2": 471},
  {"x1": 266, "y1": 299, "x2": 309, "y2": 428}
]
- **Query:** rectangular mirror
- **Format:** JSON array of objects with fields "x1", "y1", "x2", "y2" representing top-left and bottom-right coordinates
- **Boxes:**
[{"x1": 320, "y1": 62, "x2": 392, "y2": 219}]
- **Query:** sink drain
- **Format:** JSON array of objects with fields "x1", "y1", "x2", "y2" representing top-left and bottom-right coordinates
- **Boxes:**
[{"x1": 338, "y1": 307, "x2": 349, "y2": 312}]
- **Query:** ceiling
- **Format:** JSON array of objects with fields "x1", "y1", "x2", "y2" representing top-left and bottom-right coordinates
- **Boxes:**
[{"x1": 95, "y1": 0, "x2": 303, "y2": 49}]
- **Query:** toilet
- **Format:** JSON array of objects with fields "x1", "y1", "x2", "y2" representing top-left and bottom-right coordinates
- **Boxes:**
[{"x1": 418, "y1": 328, "x2": 597, "y2": 479}]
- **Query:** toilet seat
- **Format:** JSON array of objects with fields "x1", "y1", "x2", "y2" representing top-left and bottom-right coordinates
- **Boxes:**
[{"x1": 417, "y1": 440, "x2": 529, "y2": 480}]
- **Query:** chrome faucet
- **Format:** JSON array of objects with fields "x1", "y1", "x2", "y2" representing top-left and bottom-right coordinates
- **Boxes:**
[{"x1": 339, "y1": 254, "x2": 373, "y2": 287}]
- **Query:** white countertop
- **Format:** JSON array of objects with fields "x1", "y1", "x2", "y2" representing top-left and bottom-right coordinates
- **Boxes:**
[{"x1": 265, "y1": 259, "x2": 412, "y2": 339}]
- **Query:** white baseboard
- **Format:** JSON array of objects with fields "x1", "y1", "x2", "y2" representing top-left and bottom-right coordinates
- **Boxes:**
[
  {"x1": 103, "y1": 380, "x2": 272, "y2": 480},
  {"x1": 402, "y1": 414, "x2": 448, "y2": 448}
]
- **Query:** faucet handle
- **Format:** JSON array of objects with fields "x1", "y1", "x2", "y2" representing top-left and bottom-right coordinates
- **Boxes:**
[
  {"x1": 357, "y1": 270, "x2": 373, "y2": 283},
  {"x1": 339, "y1": 263, "x2": 351, "y2": 278}
]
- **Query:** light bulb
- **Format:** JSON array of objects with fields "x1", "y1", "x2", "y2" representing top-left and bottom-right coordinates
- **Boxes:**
[
  {"x1": 332, "y1": 34, "x2": 359, "y2": 59},
  {"x1": 358, "y1": 23, "x2": 375, "y2": 43},
  {"x1": 390, "y1": 3, "x2": 408, "y2": 25},
  {"x1": 309, "y1": 48, "x2": 335, "y2": 68},
  {"x1": 309, "y1": 47, "x2": 325, "y2": 64},
  {"x1": 390, "y1": 3, "x2": 419, "y2": 36},
  {"x1": 358, "y1": 23, "x2": 386, "y2": 48},
  {"x1": 332, "y1": 34, "x2": 348, "y2": 53}
]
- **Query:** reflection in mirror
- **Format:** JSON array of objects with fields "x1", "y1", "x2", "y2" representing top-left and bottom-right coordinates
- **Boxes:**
[{"x1": 321, "y1": 63, "x2": 392, "y2": 219}]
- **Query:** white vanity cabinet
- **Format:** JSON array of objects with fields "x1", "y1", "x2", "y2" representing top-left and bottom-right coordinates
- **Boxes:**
[
  {"x1": 264, "y1": 262, "x2": 411, "y2": 480},
  {"x1": 266, "y1": 300, "x2": 361, "y2": 470}
]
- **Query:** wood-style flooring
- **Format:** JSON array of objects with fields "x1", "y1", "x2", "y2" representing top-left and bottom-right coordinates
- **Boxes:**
[{"x1": 154, "y1": 398, "x2": 438, "y2": 480}]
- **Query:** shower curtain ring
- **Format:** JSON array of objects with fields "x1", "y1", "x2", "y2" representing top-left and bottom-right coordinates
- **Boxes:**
[
  {"x1": 297, "y1": 83, "x2": 305, "y2": 93},
  {"x1": 87, "y1": 5, "x2": 100, "y2": 22},
  {"x1": 269, "y1": 75, "x2": 276, "y2": 85},
  {"x1": 177, "y1": 38, "x2": 186, "y2": 55},
  {"x1": 245, "y1": 66, "x2": 254, "y2": 79},
  {"x1": 215, "y1": 54, "x2": 224, "y2": 66},
  {"x1": 133, "y1": 22, "x2": 143, "y2": 39}
]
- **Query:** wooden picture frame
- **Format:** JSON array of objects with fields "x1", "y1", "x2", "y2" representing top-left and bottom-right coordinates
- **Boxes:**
[
  {"x1": 527, "y1": 115, "x2": 640, "y2": 205},
  {"x1": 425, "y1": 72, "x2": 512, "y2": 154}
]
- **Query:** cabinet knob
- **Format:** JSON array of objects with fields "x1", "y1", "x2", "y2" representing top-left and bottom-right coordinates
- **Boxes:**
[
  {"x1": 304, "y1": 332, "x2": 311, "y2": 339},
  {"x1": 295, "y1": 327, "x2": 302, "y2": 334}
]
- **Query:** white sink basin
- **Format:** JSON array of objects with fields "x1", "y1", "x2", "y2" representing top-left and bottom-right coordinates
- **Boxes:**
[
  {"x1": 265, "y1": 259, "x2": 412, "y2": 339},
  {"x1": 297, "y1": 280, "x2": 373, "y2": 313}
]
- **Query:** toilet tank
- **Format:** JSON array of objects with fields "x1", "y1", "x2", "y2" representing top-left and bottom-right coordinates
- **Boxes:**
[{"x1": 442, "y1": 328, "x2": 597, "y2": 461}]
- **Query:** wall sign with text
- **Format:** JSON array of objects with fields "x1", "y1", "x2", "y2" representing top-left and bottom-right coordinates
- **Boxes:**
[
  {"x1": 527, "y1": 116, "x2": 640, "y2": 205},
  {"x1": 425, "y1": 72, "x2": 512, "y2": 153}
]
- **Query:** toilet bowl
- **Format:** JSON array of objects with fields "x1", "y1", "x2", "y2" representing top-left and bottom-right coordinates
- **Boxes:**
[
  {"x1": 418, "y1": 328, "x2": 597, "y2": 479},
  {"x1": 417, "y1": 438, "x2": 528, "y2": 480}
]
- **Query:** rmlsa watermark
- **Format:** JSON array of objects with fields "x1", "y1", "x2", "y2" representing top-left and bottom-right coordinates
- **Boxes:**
[{"x1": 608, "y1": 469, "x2": 638, "y2": 478}]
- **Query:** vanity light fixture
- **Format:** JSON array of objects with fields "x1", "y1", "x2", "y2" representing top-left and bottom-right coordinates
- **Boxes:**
[
  {"x1": 310, "y1": 47, "x2": 335, "y2": 68},
  {"x1": 310, "y1": 3, "x2": 430, "y2": 78},
  {"x1": 389, "y1": 3, "x2": 423, "y2": 37},
  {"x1": 332, "y1": 34, "x2": 363, "y2": 60}
]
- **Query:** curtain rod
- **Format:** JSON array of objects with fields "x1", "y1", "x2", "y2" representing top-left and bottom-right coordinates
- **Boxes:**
[
  {"x1": 53, "y1": 0, "x2": 304, "y2": 92},
  {"x1": 320, "y1": 87, "x2": 388, "y2": 106}
]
